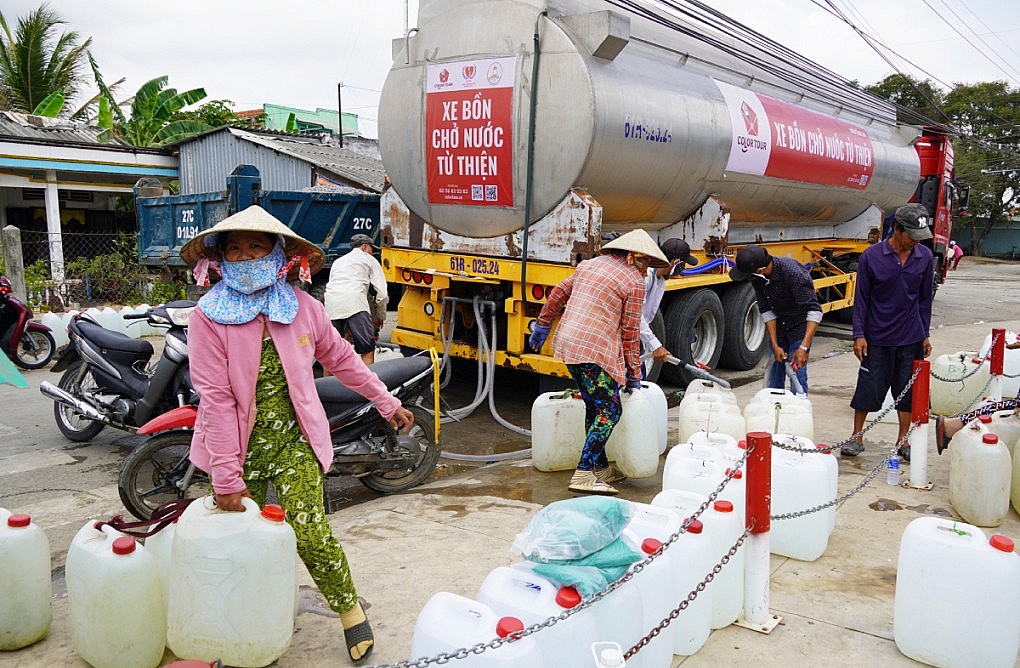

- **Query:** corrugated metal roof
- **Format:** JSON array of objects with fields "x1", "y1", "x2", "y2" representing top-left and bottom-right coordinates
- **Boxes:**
[
  {"x1": 0, "y1": 110, "x2": 133, "y2": 147},
  {"x1": 230, "y1": 128, "x2": 387, "y2": 193}
]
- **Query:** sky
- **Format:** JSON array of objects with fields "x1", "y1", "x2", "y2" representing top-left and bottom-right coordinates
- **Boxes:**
[{"x1": 5, "y1": 0, "x2": 1020, "y2": 138}]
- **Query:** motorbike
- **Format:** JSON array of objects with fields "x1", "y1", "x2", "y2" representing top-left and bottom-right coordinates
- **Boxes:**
[
  {"x1": 39, "y1": 300, "x2": 198, "y2": 442},
  {"x1": 117, "y1": 353, "x2": 441, "y2": 520},
  {"x1": 0, "y1": 275, "x2": 56, "y2": 369}
]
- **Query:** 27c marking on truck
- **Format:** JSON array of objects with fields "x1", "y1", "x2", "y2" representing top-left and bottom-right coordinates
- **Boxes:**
[
  {"x1": 449, "y1": 256, "x2": 500, "y2": 276},
  {"x1": 351, "y1": 217, "x2": 374, "y2": 231},
  {"x1": 176, "y1": 209, "x2": 199, "y2": 243}
]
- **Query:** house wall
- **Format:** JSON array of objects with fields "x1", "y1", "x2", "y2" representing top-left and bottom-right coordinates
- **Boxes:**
[
  {"x1": 178, "y1": 131, "x2": 312, "y2": 194},
  {"x1": 953, "y1": 219, "x2": 1020, "y2": 259}
]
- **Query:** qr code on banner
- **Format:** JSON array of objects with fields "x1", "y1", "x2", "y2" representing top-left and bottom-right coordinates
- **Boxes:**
[
  {"x1": 485, "y1": 185, "x2": 498, "y2": 201},
  {"x1": 471, "y1": 185, "x2": 484, "y2": 201}
]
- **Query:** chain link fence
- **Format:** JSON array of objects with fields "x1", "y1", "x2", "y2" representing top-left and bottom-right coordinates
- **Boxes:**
[{"x1": 12, "y1": 230, "x2": 187, "y2": 311}]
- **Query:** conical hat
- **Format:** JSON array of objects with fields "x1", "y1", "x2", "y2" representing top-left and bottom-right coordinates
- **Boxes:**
[
  {"x1": 180, "y1": 205, "x2": 325, "y2": 279},
  {"x1": 601, "y1": 229, "x2": 669, "y2": 267}
]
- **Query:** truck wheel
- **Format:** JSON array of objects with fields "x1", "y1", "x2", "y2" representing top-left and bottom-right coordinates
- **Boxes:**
[
  {"x1": 720, "y1": 282, "x2": 767, "y2": 370},
  {"x1": 660, "y1": 289, "x2": 724, "y2": 386}
]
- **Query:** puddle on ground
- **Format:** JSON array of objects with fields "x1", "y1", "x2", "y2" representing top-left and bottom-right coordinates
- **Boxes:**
[{"x1": 868, "y1": 498, "x2": 953, "y2": 517}]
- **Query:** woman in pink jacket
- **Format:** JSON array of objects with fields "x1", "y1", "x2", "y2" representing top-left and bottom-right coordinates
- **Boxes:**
[{"x1": 181, "y1": 206, "x2": 413, "y2": 664}]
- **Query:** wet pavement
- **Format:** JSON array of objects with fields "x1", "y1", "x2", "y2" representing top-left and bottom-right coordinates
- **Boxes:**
[{"x1": 2, "y1": 258, "x2": 1019, "y2": 667}]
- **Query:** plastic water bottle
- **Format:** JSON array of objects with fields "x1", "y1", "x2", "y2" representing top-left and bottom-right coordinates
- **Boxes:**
[{"x1": 887, "y1": 454, "x2": 901, "y2": 486}]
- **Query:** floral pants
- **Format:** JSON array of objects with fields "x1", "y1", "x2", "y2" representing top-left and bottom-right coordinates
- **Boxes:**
[
  {"x1": 244, "y1": 339, "x2": 357, "y2": 614},
  {"x1": 567, "y1": 363, "x2": 623, "y2": 471}
]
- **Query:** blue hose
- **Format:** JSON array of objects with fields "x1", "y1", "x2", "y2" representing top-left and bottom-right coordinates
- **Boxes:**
[{"x1": 680, "y1": 257, "x2": 735, "y2": 275}]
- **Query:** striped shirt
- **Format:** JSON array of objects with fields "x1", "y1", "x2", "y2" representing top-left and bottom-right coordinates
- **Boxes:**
[{"x1": 537, "y1": 253, "x2": 645, "y2": 385}]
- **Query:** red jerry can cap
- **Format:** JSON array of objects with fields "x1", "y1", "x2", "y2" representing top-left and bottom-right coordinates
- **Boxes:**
[
  {"x1": 989, "y1": 535, "x2": 1015, "y2": 553},
  {"x1": 713, "y1": 500, "x2": 734, "y2": 513},
  {"x1": 112, "y1": 537, "x2": 136, "y2": 555},
  {"x1": 262, "y1": 504, "x2": 286, "y2": 522},
  {"x1": 642, "y1": 538, "x2": 663, "y2": 555},
  {"x1": 982, "y1": 433, "x2": 999, "y2": 444},
  {"x1": 496, "y1": 616, "x2": 524, "y2": 638},
  {"x1": 7, "y1": 514, "x2": 31, "y2": 528},
  {"x1": 555, "y1": 586, "x2": 582, "y2": 608},
  {"x1": 685, "y1": 518, "x2": 704, "y2": 534}
]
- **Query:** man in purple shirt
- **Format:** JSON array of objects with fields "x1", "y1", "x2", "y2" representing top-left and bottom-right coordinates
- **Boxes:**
[{"x1": 843, "y1": 203, "x2": 934, "y2": 460}]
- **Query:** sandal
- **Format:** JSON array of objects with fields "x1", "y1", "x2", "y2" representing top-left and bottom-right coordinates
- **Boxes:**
[
  {"x1": 897, "y1": 445, "x2": 911, "y2": 463},
  {"x1": 935, "y1": 415, "x2": 950, "y2": 455},
  {"x1": 342, "y1": 605, "x2": 374, "y2": 664}
]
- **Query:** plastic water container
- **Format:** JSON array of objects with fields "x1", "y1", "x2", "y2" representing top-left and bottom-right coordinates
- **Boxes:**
[
  {"x1": 168, "y1": 497, "x2": 297, "y2": 667},
  {"x1": 980, "y1": 330, "x2": 1020, "y2": 399},
  {"x1": 605, "y1": 389, "x2": 659, "y2": 478},
  {"x1": 770, "y1": 435, "x2": 836, "y2": 561},
  {"x1": 621, "y1": 502, "x2": 684, "y2": 668},
  {"x1": 929, "y1": 351, "x2": 991, "y2": 417},
  {"x1": 639, "y1": 499, "x2": 713, "y2": 657},
  {"x1": 40, "y1": 311, "x2": 68, "y2": 349},
  {"x1": 95, "y1": 306, "x2": 129, "y2": 336},
  {"x1": 477, "y1": 566, "x2": 598, "y2": 668},
  {"x1": 641, "y1": 381, "x2": 669, "y2": 455},
  {"x1": 661, "y1": 452, "x2": 745, "y2": 524},
  {"x1": 144, "y1": 519, "x2": 176, "y2": 602},
  {"x1": 894, "y1": 517, "x2": 1020, "y2": 667},
  {"x1": 411, "y1": 592, "x2": 544, "y2": 666},
  {"x1": 0, "y1": 509, "x2": 51, "y2": 650},
  {"x1": 685, "y1": 431, "x2": 745, "y2": 463},
  {"x1": 680, "y1": 379, "x2": 738, "y2": 406},
  {"x1": 66, "y1": 521, "x2": 165, "y2": 668},
  {"x1": 950, "y1": 430, "x2": 1011, "y2": 527},
  {"x1": 743, "y1": 388, "x2": 814, "y2": 440},
  {"x1": 702, "y1": 500, "x2": 744, "y2": 629},
  {"x1": 506, "y1": 560, "x2": 646, "y2": 668},
  {"x1": 979, "y1": 407, "x2": 1020, "y2": 459},
  {"x1": 677, "y1": 394, "x2": 746, "y2": 443},
  {"x1": 531, "y1": 391, "x2": 586, "y2": 471}
]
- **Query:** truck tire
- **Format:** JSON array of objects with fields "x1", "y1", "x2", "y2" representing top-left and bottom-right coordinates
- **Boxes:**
[
  {"x1": 720, "y1": 282, "x2": 767, "y2": 371},
  {"x1": 660, "y1": 289, "x2": 724, "y2": 386}
]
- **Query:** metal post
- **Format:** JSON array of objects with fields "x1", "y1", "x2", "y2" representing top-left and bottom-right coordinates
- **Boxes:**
[
  {"x1": 737, "y1": 431, "x2": 781, "y2": 633},
  {"x1": 44, "y1": 170, "x2": 65, "y2": 282},
  {"x1": 908, "y1": 359, "x2": 932, "y2": 489},
  {"x1": 988, "y1": 328, "x2": 1005, "y2": 401},
  {"x1": 337, "y1": 83, "x2": 345, "y2": 147}
]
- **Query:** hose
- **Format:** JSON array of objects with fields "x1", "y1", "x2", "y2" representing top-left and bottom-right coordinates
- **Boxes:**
[{"x1": 680, "y1": 257, "x2": 735, "y2": 275}]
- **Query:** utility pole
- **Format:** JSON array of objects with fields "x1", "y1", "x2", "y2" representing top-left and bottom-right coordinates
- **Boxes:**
[{"x1": 337, "y1": 82, "x2": 344, "y2": 148}]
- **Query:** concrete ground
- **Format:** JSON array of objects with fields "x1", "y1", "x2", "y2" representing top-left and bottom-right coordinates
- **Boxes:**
[{"x1": 2, "y1": 257, "x2": 1019, "y2": 667}]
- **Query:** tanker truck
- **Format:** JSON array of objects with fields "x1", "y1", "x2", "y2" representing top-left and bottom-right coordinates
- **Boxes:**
[{"x1": 376, "y1": 0, "x2": 966, "y2": 385}]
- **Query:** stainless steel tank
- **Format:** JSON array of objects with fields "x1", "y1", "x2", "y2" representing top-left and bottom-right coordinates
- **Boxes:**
[{"x1": 379, "y1": 0, "x2": 921, "y2": 238}]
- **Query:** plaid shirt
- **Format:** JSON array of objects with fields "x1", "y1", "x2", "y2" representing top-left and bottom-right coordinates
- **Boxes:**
[{"x1": 537, "y1": 253, "x2": 645, "y2": 385}]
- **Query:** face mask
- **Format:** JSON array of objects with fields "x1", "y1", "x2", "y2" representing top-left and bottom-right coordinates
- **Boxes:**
[{"x1": 219, "y1": 246, "x2": 286, "y2": 294}]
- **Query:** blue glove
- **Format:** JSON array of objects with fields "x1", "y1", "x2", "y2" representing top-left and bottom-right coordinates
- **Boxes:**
[
  {"x1": 624, "y1": 377, "x2": 643, "y2": 393},
  {"x1": 529, "y1": 323, "x2": 551, "y2": 351}
]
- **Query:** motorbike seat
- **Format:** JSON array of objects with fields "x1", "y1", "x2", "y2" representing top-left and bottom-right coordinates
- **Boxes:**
[
  {"x1": 76, "y1": 319, "x2": 155, "y2": 357},
  {"x1": 315, "y1": 355, "x2": 433, "y2": 405}
]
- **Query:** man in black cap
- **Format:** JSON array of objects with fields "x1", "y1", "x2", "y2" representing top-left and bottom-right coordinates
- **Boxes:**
[
  {"x1": 729, "y1": 244, "x2": 821, "y2": 394},
  {"x1": 640, "y1": 238, "x2": 699, "y2": 365},
  {"x1": 323, "y1": 234, "x2": 388, "y2": 365},
  {"x1": 844, "y1": 203, "x2": 934, "y2": 460}
]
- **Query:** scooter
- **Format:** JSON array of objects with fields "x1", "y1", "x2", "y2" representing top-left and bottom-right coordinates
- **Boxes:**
[
  {"x1": 0, "y1": 275, "x2": 55, "y2": 369},
  {"x1": 39, "y1": 301, "x2": 197, "y2": 442},
  {"x1": 117, "y1": 353, "x2": 441, "y2": 520}
]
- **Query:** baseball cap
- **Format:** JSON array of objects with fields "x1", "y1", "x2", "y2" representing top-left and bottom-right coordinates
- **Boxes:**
[
  {"x1": 894, "y1": 204, "x2": 933, "y2": 241},
  {"x1": 660, "y1": 238, "x2": 699, "y2": 267},
  {"x1": 350, "y1": 234, "x2": 378, "y2": 249},
  {"x1": 728, "y1": 244, "x2": 771, "y2": 281}
]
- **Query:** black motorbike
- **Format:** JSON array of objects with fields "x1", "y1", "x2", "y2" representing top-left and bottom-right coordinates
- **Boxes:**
[
  {"x1": 39, "y1": 301, "x2": 197, "y2": 442},
  {"x1": 117, "y1": 353, "x2": 441, "y2": 520}
]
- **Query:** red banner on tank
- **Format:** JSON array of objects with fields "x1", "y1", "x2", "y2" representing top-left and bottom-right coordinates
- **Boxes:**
[
  {"x1": 759, "y1": 96, "x2": 874, "y2": 189},
  {"x1": 425, "y1": 57, "x2": 515, "y2": 207},
  {"x1": 716, "y1": 80, "x2": 874, "y2": 190}
]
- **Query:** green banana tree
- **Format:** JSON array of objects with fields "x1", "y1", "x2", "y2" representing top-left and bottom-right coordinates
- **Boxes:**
[
  {"x1": 0, "y1": 5, "x2": 90, "y2": 114},
  {"x1": 96, "y1": 75, "x2": 212, "y2": 147}
]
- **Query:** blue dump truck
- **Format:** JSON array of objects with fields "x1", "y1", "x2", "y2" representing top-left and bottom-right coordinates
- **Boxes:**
[{"x1": 135, "y1": 164, "x2": 381, "y2": 298}]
